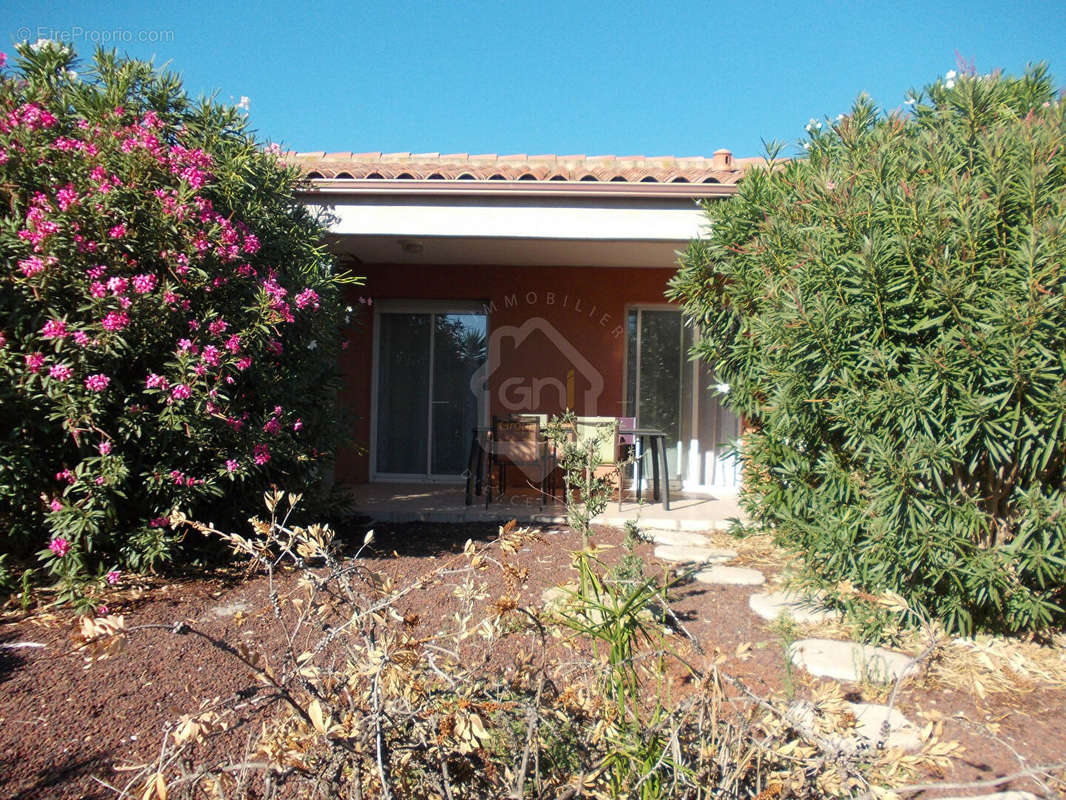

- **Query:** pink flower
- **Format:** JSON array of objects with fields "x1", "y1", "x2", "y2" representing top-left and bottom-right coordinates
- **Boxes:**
[
  {"x1": 84, "y1": 373, "x2": 110, "y2": 391},
  {"x1": 208, "y1": 319, "x2": 227, "y2": 336},
  {"x1": 56, "y1": 184, "x2": 79, "y2": 211},
  {"x1": 177, "y1": 338, "x2": 194, "y2": 353},
  {"x1": 225, "y1": 459, "x2": 239, "y2": 472},
  {"x1": 145, "y1": 373, "x2": 168, "y2": 390},
  {"x1": 98, "y1": 440, "x2": 112, "y2": 455},
  {"x1": 18, "y1": 256, "x2": 47, "y2": 277},
  {"x1": 56, "y1": 469, "x2": 75, "y2": 484},
  {"x1": 95, "y1": 475, "x2": 105, "y2": 485},
  {"x1": 90, "y1": 281, "x2": 108, "y2": 298},
  {"x1": 201, "y1": 345, "x2": 221, "y2": 366},
  {"x1": 49, "y1": 537, "x2": 70, "y2": 557},
  {"x1": 105, "y1": 570, "x2": 121, "y2": 585},
  {"x1": 170, "y1": 384, "x2": 191, "y2": 400},
  {"x1": 96, "y1": 605, "x2": 109, "y2": 616},
  {"x1": 295, "y1": 288, "x2": 320, "y2": 310},
  {"x1": 253, "y1": 444, "x2": 270, "y2": 465},
  {"x1": 107, "y1": 276, "x2": 128, "y2": 295},
  {"x1": 41, "y1": 319, "x2": 69, "y2": 339},
  {"x1": 25, "y1": 352, "x2": 45, "y2": 373},
  {"x1": 149, "y1": 516, "x2": 170, "y2": 528},
  {"x1": 48, "y1": 363, "x2": 73, "y2": 381},
  {"x1": 267, "y1": 339, "x2": 283, "y2": 356},
  {"x1": 235, "y1": 357, "x2": 252, "y2": 371},
  {"x1": 101, "y1": 311, "x2": 129, "y2": 332},
  {"x1": 293, "y1": 418, "x2": 303, "y2": 432},
  {"x1": 263, "y1": 417, "x2": 281, "y2": 436},
  {"x1": 163, "y1": 292, "x2": 178, "y2": 304},
  {"x1": 73, "y1": 330, "x2": 91, "y2": 347},
  {"x1": 86, "y1": 264, "x2": 107, "y2": 280},
  {"x1": 224, "y1": 335, "x2": 241, "y2": 354},
  {"x1": 49, "y1": 498, "x2": 62, "y2": 512},
  {"x1": 108, "y1": 223, "x2": 126, "y2": 239},
  {"x1": 131, "y1": 273, "x2": 157, "y2": 293},
  {"x1": 0, "y1": 53, "x2": 6, "y2": 69}
]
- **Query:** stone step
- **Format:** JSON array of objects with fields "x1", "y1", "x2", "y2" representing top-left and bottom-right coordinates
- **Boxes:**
[
  {"x1": 789, "y1": 638, "x2": 918, "y2": 684},
  {"x1": 787, "y1": 700, "x2": 922, "y2": 753},
  {"x1": 643, "y1": 530, "x2": 712, "y2": 547},
  {"x1": 653, "y1": 544, "x2": 736, "y2": 564},
  {"x1": 749, "y1": 590, "x2": 839, "y2": 624},
  {"x1": 541, "y1": 584, "x2": 575, "y2": 609},
  {"x1": 847, "y1": 702, "x2": 922, "y2": 751},
  {"x1": 694, "y1": 565, "x2": 765, "y2": 586}
]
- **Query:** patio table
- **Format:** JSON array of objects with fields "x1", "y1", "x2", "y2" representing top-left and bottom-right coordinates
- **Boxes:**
[{"x1": 618, "y1": 428, "x2": 671, "y2": 510}]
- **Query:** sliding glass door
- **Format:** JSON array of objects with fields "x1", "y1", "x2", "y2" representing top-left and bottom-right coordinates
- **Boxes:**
[
  {"x1": 625, "y1": 308, "x2": 741, "y2": 493},
  {"x1": 373, "y1": 304, "x2": 487, "y2": 480}
]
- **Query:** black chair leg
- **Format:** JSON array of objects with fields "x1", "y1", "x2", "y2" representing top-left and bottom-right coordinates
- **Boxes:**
[
  {"x1": 650, "y1": 438, "x2": 661, "y2": 503},
  {"x1": 659, "y1": 438, "x2": 671, "y2": 510}
]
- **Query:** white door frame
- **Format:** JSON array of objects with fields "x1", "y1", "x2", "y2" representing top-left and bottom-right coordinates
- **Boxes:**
[{"x1": 623, "y1": 305, "x2": 740, "y2": 494}]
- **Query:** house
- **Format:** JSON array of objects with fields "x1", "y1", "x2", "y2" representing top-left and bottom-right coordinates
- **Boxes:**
[{"x1": 289, "y1": 150, "x2": 758, "y2": 496}]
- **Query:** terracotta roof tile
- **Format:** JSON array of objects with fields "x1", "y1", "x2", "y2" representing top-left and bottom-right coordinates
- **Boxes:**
[{"x1": 287, "y1": 150, "x2": 760, "y2": 185}]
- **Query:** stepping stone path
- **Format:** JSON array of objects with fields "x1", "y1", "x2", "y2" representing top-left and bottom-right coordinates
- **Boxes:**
[
  {"x1": 636, "y1": 526, "x2": 999, "y2": 791},
  {"x1": 653, "y1": 544, "x2": 737, "y2": 564},
  {"x1": 749, "y1": 589, "x2": 839, "y2": 624},
  {"x1": 789, "y1": 638, "x2": 917, "y2": 684},
  {"x1": 694, "y1": 565, "x2": 765, "y2": 586}
]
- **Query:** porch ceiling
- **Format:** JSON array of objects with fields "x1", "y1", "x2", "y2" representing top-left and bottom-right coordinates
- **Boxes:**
[
  {"x1": 308, "y1": 183, "x2": 716, "y2": 267},
  {"x1": 326, "y1": 233, "x2": 688, "y2": 268}
]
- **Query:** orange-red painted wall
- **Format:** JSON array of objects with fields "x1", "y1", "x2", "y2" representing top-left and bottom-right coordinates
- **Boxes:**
[{"x1": 337, "y1": 263, "x2": 676, "y2": 483}]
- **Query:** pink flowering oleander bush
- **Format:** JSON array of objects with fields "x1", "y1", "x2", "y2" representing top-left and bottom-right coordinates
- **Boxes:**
[{"x1": 0, "y1": 42, "x2": 359, "y2": 601}]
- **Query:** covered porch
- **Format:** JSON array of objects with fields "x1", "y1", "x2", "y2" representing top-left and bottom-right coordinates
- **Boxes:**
[{"x1": 292, "y1": 152, "x2": 754, "y2": 505}]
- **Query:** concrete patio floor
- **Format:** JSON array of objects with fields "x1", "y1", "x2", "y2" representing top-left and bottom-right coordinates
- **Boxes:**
[{"x1": 346, "y1": 482, "x2": 745, "y2": 532}]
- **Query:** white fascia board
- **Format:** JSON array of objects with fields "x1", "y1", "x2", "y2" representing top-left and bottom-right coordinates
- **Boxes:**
[{"x1": 306, "y1": 194, "x2": 709, "y2": 242}]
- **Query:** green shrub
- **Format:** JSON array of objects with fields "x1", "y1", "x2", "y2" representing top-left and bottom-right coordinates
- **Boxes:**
[
  {"x1": 0, "y1": 42, "x2": 358, "y2": 599},
  {"x1": 669, "y1": 64, "x2": 1066, "y2": 635}
]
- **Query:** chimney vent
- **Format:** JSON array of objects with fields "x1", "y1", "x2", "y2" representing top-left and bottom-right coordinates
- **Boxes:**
[{"x1": 711, "y1": 148, "x2": 733, "y2": 170}]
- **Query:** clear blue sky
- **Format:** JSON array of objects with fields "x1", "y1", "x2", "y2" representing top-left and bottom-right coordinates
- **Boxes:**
[{"x1": 5, "y1": 1, "x2": 1064, "y2": 159}]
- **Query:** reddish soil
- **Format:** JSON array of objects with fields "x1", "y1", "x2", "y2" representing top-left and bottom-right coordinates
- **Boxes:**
[{"x1": 0, "y1": 518, "x2": 1063, "y2": 799}]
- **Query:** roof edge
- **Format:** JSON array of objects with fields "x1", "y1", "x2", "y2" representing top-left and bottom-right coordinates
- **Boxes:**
[{"x1": 296, "y1": 178, "x2": 738, "y2": 199}]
